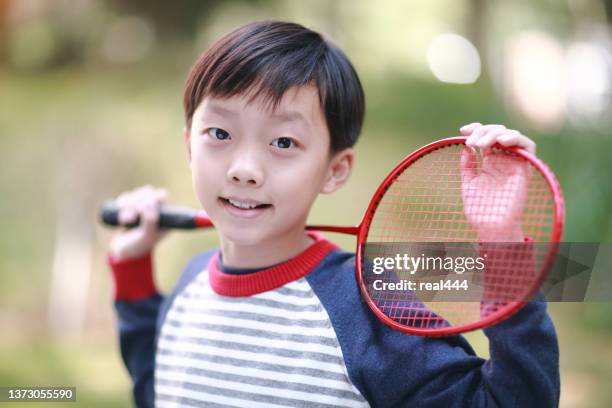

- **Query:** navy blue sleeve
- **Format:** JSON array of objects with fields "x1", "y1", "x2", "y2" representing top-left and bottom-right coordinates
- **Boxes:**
[
  {"x1": 115, "y1": 294, "x2": 163, "y2": 408},
  {"x1": 307, "y1": 250, "x2": 560, "y2": 408},
  {"x1": 113, "y1": 250, "x2": 216, "y2": 408}
]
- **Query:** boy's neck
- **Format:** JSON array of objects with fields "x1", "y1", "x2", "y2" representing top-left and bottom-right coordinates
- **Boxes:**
[{"x1": 219, "y1": 229, "x2": 314, "y2": 269}]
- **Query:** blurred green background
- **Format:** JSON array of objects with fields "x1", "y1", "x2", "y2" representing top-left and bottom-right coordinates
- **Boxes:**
[{"x1": 1, "y1": 0, "x2": 611, "y2": 407}]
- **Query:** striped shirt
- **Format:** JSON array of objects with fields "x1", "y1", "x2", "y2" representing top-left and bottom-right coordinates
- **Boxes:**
[{"x1": 155, "y1": 269, "x2": 367, "y2": 407}]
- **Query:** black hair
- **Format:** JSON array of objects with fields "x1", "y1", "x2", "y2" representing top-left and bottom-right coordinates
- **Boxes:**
[{"x1": 183, "y1": 20, "x2": 365, "y2": 153}]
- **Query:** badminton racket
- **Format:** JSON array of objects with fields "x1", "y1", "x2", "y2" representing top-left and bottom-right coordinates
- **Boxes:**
[{"x1": 101, "y1": 136, "x2": 564, "y2": 336}]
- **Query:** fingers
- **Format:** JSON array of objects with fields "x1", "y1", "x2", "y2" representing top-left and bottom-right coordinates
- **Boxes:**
[
  {"x1": 460, "y1": 145, "x2": 478, "y2": 182},
  {"x1": 460, "y1": 123, "x2": 537, "y2": 155},
  {"x1": 110, "y1": 185, "x2": 169, "y2": 261},
  {"x1": 116, "y1": 185, "x2": 168, "y2": 228},
  {"x1": 474, "y1": 128, "x2": 513, "y2": 153},
  {"x1": 464, "y1": 124, "x2": 505, "y2": 148},
  {"x1": 496, "y1": 132, "x2": 537, "y2": 155},
  {"x1": 140, "y1": 200, "x2": 159, "y2": 234},
  {"x1": 459, "y1": 122, "x2": 481, "y2": 136}
]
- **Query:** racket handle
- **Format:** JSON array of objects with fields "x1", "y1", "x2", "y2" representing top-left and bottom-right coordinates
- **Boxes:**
[{"x1": 100, "y1": 201, "x2": 213, "y2": 230}]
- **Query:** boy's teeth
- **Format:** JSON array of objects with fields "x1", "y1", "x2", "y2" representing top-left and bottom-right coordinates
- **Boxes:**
[{"x1": 228, "y1": 199, "x2": 258, "y2": 209}]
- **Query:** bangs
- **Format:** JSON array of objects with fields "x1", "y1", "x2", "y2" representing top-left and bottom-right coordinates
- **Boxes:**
[
  {"x1": 184, "y1": 21, "x2": 364, "y2": 152},
  {"x1": 206, "y1": 39, "x2": 327, "y2": 113}
]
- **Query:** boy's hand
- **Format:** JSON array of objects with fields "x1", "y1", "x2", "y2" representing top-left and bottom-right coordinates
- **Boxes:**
[
  {"x1": 459, "y1": 123, "x2": 536, "y2": 242},
  {"x1": 109, "y1": 185, "x2": 169, "y2": 261},
  {"x1": 460, "y1": 123, "x2": 536, "y2": 155}
]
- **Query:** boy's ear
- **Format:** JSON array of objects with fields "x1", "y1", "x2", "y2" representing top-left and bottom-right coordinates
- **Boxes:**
[
  {"x1": 183, "y1": 126, "x2": 192, "y2": 166},
  {"x1": 321, "y1": 148, "x2": 354, "y2": 194}
]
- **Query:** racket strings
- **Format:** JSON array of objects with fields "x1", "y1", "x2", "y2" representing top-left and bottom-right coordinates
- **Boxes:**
[{"x1": 362, "y1": 144, "x2": 557, "y2": 332}]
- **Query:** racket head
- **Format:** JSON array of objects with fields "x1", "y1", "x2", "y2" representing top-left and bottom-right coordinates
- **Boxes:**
[{"x1": 355, "y1": 136, "x2": 564, "y2": 336}]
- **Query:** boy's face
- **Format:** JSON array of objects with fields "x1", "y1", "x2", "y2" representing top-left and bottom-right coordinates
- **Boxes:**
[{"x1": 185, "y1": 85, "x2": 352, "y2": 246}]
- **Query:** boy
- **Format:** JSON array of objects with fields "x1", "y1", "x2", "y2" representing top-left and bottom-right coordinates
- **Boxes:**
[{"x1": 107, "y1": 21, "x2": 558, "y2": 407}]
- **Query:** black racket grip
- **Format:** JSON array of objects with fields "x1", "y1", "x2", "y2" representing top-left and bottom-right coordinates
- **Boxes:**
[{"x1": 100, "y1": 201, "x2": 199, "y2": 229}]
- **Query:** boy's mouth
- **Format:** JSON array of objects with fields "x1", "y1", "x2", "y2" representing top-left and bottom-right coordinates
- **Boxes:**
[{"x1": 219, "y1": 196, "x2": 273, "y2": 218}]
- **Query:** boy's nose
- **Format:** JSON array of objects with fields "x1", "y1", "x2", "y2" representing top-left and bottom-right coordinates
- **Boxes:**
[{"x1": 226, "y1": 153, "x2": 264, "y2": 187}]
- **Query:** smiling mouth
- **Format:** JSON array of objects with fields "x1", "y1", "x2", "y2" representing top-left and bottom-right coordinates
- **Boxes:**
[{"x1": 219, "y1": 197, "x2": 273, "y2": 210}]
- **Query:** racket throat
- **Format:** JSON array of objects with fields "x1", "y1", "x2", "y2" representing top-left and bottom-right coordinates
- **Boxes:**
[{"x1": 306, "y1": 225, "x2": 359, "y2": 236}]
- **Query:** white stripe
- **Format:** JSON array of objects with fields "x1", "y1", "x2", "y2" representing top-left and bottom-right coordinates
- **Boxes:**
[
  {"x1": 156, "y1": 354, "x2": 351, "y2": 391},
  {"x1": 157, "y1": 369, "x2": 365, "y2": 407},
  {"x1": 180, "y1": 287, "x2": 322, "y2": 310},
  {"x1": 189, "y1": 283, "x2": 321, "y2": 308},
  {"x1": 156, "y1": 384, "x2": 288, "y2": 408},
  {"x1": 156, "y1": 400, "x2": 198, "y2": 408},
  {"x1": 250, "y1": 288, "x2": 321, "y2": 305},
  {"x1": 175, "y1": 296, "x2": 327, "y2": 321},
  {"x1": 156, "y1": 400, "x2": 187, "y2": 408},
  {"x1": 275, "y1": 277, "x2": 312, "y2": 292},
  {"x1": 166, "y1": 307, "x2": 337, "y2": 338},
  {"x1": 157, "y1": 337, "x2": 346, "y2": 374},
  {"x1": 161, "y1": 324, "x2": 340, "y2": 356}
]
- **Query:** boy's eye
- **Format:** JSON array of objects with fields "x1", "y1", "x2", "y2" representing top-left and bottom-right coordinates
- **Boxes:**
[
  {"x1": 270, "y1": 137, "x2": 296, "y2": 149},
  {"x1": 206, "y1": 127, "x2": 231, "y2": 141}
]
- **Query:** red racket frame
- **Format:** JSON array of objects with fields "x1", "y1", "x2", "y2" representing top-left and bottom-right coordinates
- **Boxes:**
[{"x1": 352, "y1": 137, "x2": 564, "y2": 335}]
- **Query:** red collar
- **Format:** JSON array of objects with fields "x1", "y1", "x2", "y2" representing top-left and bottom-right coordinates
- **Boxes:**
[{"x1": 208, "y1": 232, "x2": 338, "y2": 297}]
